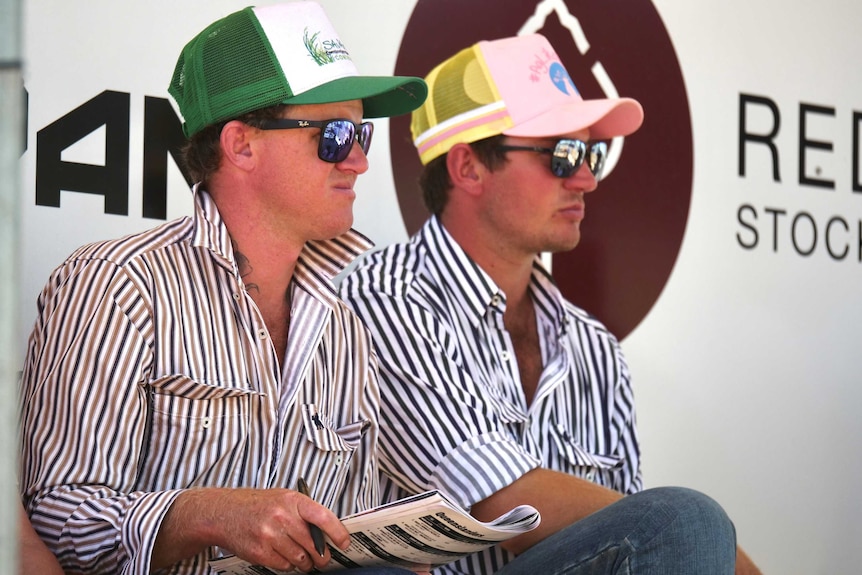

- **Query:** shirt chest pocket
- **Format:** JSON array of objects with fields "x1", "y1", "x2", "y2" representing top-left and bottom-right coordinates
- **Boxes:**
[
  {"x1": 139, "y1": 374, "x2": 263, "y2": 490},
  {"x1": 300, "y1": 404, "x2": 370, "y2": 506},
  {"x1": 549, "y1": 423, "x2": 624, "y2": 482}
]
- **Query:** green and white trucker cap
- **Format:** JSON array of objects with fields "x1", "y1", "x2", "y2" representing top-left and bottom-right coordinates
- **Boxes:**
[{"x1": 169, "y1": 2, "x2": 428, "y2": 137}]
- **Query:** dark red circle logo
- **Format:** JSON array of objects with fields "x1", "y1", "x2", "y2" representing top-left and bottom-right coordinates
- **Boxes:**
[{"x1": 389, "y1": 0, "x2": 693, "y2": 341}]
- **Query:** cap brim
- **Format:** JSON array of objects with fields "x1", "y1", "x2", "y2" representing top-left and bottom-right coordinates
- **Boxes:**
[
  {"x1": 284, "y1": 75, "x2": 428, "y2": 118},
  {"x1": 504, "y1": 97, "x2": 644, "y2": 140}
]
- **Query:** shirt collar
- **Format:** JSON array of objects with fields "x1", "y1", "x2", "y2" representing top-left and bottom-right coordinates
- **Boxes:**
[
  {"x1": 418, "y1": 216, "x2": 505, "y2": 326},
  {"x1": 190, "y1": 183, "x2": 373, "y2": 300},
  {"x1": 295, "y1": 232, "x2": 374, "y2": 304},
  {"x1": 528, "y1": 261, "x2": 570, "y2": 337},
  {"x1": 190, "y1": 184, "x2": 234, "y2": 267},
  {"x1": 419, "y1": 216, "x2": 569, "y2": 331}
]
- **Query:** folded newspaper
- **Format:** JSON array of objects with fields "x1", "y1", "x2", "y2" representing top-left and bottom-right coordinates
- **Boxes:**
[{"x1": 209, "y1": 489, "x2": 541, "y2": 574}]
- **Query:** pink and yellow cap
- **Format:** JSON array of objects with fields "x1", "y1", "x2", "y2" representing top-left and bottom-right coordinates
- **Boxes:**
[{"x1": 411, "y1": 34, "x2": 644, "y2": 165}]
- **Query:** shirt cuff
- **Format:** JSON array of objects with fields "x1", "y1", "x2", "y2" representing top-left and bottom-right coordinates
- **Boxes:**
[
  {"x1": 123, "y1": 489, "x2": 184, "y2": 574},
  {"x1": 430, "y1": 432, "x2": 541, "y2": 509}
]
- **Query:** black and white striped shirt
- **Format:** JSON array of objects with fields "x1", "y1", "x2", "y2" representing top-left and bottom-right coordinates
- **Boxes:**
[
  {"x1": 340, "y1": 216, "x2": 642, "y2": 575},
  {"x1": 19, "y1": 187, "x2": 381, "y2": 574}
]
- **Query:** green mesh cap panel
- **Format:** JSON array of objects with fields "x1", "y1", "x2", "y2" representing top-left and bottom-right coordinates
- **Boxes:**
[{"x1": 169, "y1": 8, "x2": 291, "y2": 137}]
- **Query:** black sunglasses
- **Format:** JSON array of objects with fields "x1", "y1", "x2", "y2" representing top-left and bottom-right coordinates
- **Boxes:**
[
  {"x1": 497, "y1": 139, "x2": 608, "y2": 179},
  {"x1": 257, "y1": 118, "x2": 374, "y2": 163}
]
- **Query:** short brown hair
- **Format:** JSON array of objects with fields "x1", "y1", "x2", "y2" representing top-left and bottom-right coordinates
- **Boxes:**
[
  {"x1": 180, "y1": 105, "x2": 289, "y2": 186},
  {"x1": 419, "y1": 135, "x2": 508, "y2": 216}
]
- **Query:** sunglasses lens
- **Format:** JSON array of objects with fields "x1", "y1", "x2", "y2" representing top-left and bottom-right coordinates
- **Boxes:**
[
  {"x1": 588, "y1": 141, "x2": 608, "y2": 179},
  {"x1": 319, "y1": 120, "x2": 356, "y2": 163},
  {"x1": 549, "y1": 140, "x2": 607, "y2": 178},
  {"x1": 358, "y1": 122, "x2": 374, "y2": 156},
  {"x1": 550, "y1": 140, "x2": 587, "y2": 178},
  {"x1": 318, "y1": 120, "x2": 374, "y2": 162}
]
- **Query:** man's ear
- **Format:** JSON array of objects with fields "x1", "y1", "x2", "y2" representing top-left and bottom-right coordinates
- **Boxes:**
[
  {"x1": 446, "y1": 143, "x2": 484, "y2": 195},
  {"x1": 220, "y1": 120, "x2": 255, "y2": 170}
]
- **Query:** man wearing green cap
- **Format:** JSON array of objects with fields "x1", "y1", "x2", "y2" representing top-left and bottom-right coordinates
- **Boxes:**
[{"x1": 18, "y1": 3, "x2": 426, "y2": 574}]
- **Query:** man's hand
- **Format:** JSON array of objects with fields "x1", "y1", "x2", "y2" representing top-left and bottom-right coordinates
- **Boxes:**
[{"x1": 151, "y1": 487, "x2": 351, "y2": 572}]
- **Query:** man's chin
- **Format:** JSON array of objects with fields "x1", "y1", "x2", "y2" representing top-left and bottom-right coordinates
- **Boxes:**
[
  {"x1": 544, "y1": 236, "x2": 581, "y2": 254},
  {"x1": 318, "y1": 215, "x2": 356, "y2": 240}
]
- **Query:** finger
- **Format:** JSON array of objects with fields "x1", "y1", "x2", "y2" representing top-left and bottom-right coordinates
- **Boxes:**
[
  {"x1": 296, "y1": 503, "x2": 350, "y2": 550},
  {"x1": 264, "y1": 548, "x2": 314, "y2": 573},
  {"x1": 290, "y1": 549, "x2": 313, "y2": 573},
  {"x1": 274, "y1": 517, "x2": 333, "y2": 570},
  {"x1": 282, "y1": 521, "x2": 332, "y2": 569}
]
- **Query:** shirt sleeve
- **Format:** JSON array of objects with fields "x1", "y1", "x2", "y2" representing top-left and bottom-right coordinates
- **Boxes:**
[
  {"x1": 19, "y1": 257, "x2": 179, "y2": 574},
  {"x1": 607, "y1": 344, "x2": 642, "y2": 495},
  {"x1": 342, "y1": 280, "x2": 541, "y2": 510}
]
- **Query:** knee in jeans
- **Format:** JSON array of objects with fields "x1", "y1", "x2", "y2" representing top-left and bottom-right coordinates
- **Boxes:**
[{"x1": 650, "y1": 486, "x2": 737, "y2": 547}]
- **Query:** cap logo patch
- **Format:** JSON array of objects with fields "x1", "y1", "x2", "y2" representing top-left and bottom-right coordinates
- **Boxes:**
[
  {"x1": 303, "y1": 28, "x2": 351, "y2": 65},
  {"x1": 550, "y1": 62, "x2": 578, "y2": 96},
  {"x1": 528, "y1": 48, "x2": 577, "y2": 96}
]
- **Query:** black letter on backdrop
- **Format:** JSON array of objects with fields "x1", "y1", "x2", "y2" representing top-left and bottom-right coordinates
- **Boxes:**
[
  {"x1": 798, "y1": 103, "x2": 835, "y2": 189},
  {"x1": 739, "y1": 94, "x2": 781, "y2": 181},
  {"x1": 36, "y1": 90, "x2": 130, "y2": 214},
  {"x1": 21, "y1": 87, "x2": 28, "y2": 155},
  {"x1": 825, "y1": 217, "x2": 849, "y2": 260},
  {"x1": 736, "y1": 204, "x2": 759, "y2": 249},
  {"x1": 143, "y1": 96, "x2": 193, "y2": 220},
  {"x1": 853, "y1": 111, "x2": 862, "y2": 193},
  {"x1": 764, "y1": 207, "x2": 787, "y2": 252},
  {"x1": 791, "y1": 212, "x2": 817, "y2": 256}
]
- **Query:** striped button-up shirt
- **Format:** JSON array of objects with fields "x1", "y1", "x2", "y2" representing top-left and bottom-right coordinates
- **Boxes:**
[
  {"x1": 339, "y1": 216, "x2": 642, "y2": 575},
  {"x1": 19, "y1": 187, "x2": 381, "y2": 575}
]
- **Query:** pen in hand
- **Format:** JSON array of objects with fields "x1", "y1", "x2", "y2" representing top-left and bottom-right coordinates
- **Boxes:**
[{"x1": 298, "y1": 476, "x2": 327, "y2": 557}]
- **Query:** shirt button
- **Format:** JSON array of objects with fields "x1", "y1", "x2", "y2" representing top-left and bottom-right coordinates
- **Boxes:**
[
  {"x1": 586, "y1": 471, "x2": 596, "y2": 481},
  {"x1": 500, "y1": 351, "x2": 510, "y2": 361},
  {"x1": 258, "y1": 329, "x2": 267, "y2": 339},
  {"x1": 202, "y1": 416, "x2": 212, "y2": 429},
  {"x1": 233, "y1": 293, "x2": 241, "y2": 300},
  {"x1": 491, "y1": 295, "x2": 501, "y2": 306}
]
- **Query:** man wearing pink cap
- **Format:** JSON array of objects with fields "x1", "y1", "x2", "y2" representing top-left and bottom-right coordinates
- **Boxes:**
[
  {"x1": 19, "y1": 2, "x2": 428, "y2": 574},
  {"x1": 341, "y1": 34, "x2": 759, "y2": 574}
]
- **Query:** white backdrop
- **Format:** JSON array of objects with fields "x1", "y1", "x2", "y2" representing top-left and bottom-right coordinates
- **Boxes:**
[{"x1": 18, "y1": 2, "x2": 862, "y2": 574}]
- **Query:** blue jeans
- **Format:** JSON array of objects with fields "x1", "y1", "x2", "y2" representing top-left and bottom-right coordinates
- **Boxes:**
[
  {"x1": 348, "y1": 569, "x2": 417, "y2": 574},
  {"x1": 497, "y1": 487, "x2": 736, "y2": 575}
]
